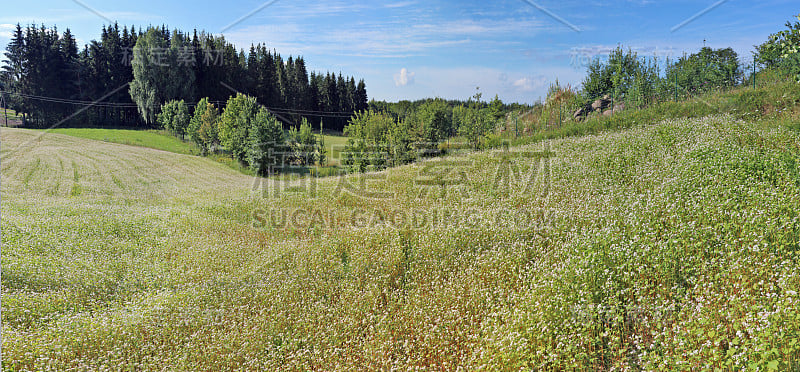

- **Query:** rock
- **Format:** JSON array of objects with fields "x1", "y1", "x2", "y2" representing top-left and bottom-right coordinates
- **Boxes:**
[
  {"x1": 602, "y1": 109, "x2": 613, "y2": 117},
  {"x1": 591, "y1": 97, "x2": 612, "y2": 112}
]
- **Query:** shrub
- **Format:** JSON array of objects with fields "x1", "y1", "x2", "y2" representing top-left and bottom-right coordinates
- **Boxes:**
[
  {"x1": 455, "y1": 105, "x2": 495, "y2": 149},
  {"x1": 343, "y1": 110, "x2": 416, "y2": 172},
  {"x1": 187, "y1": 98, "x2": 220, "y2": 155},
  {"x1": 157, "y1": 100, "x2": 190, "y2": 136},
  {"x1": 286, "y1": 118, "x2": 319, "y2": 166}
]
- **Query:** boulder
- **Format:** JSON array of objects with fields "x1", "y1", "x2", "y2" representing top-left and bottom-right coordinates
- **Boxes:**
[{"x1": 591, "y1": 96, "x2": 612, "y2": 112}]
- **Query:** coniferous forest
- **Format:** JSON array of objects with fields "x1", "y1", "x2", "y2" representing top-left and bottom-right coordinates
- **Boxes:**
[{"x1": 0, "y1": 23, "x2": 368, "y2": 131}]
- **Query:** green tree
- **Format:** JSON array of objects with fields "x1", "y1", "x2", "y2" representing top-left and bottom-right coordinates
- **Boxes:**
[
  {"x1": 456, "y1": 105, "x2": 494, "y2": 149},
  {"x1": 413, "y1": 99, "x2": 452, "y2": 146},
  {"x1": 755, "y1": 14, "x2": 800, "y2": 82},
  {"x1": 488, "y1": 94, "x2": 505, "y2": 124},
  {"x1": 157, "y1": 99, "x2": 189, "y2": 136},
  {"x1": 343, "y1": 110, "x2": 413, "y2": 172},
  {"x1": 187, "y1": 97, "x2": 219, "y2": 154},
  {"x1": 666, "y1": 47, "x2": 742, "y2": 93},
  {"x1": 248, "y1": 107, "x2": 285, "y2": 176},
  {"x1": 582, "y1": 47, "x2": 656, "y2": 101},
  {"x1": 218, "y1": 93, "x2": 259, "y2": 164},
  {"x1": 129, "y1": 27, "x2": 196, "y2": 125},
  {"x1": 287, "y1": 118, "x2": 318, "y2": 166}
]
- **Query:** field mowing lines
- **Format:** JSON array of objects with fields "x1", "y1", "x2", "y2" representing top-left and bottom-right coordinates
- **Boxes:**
[{"x1": 22, "y1": 158, "x2": 42, "y2": 187}]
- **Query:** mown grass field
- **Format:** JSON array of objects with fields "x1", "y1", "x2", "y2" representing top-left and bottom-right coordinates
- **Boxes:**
[
  {"x1": 3, "y1": 103, "x2": 800, "y2": 369},
  {"x1": 39, "y1": 128, "x2": 200, "y2": 155},
  {"x1": 41, "y1": 127, "x2": 351, "y2": 168}
]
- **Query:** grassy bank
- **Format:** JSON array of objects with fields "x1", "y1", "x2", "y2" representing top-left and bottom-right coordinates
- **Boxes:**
[
  {"x1": 3, "y1": 104, "x2": 800, "y2": 368},
  {"x1": 509, "y1": 70, "x2": 800, "y2": 147}
]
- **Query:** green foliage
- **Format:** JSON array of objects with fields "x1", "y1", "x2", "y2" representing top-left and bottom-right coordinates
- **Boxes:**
[
  {"x1": 129, "y1": 27, "x2": 196, "y2": 125},
  {"x1": 581, "y1": 45, "x2": 742, "y2": 107},
  {"x1": 582, "y1": 47, "x2": 659, "y2": 101},
  {"x1": 187, "y1": 97, "x2": 220, "y2": 155},
  {"x1": 156, "y1": 100, "x2": 189, "y2": 136},
  {"x1": 488, "y1": 94, "x2": 505, "y2": 123},
  {"x1": 247, "y1": 107, "x2": 285, "y2": 176},
  {"x1": 454, "y1": 105, "x2": 495, "y2": 149},
  {"x1": 755, "y1": 14, "x2": 800, "y2": 82},
  {"x1": 286, "y1": 118, "x2": 319, "y2": 166},
  {"x1": 343, "y1": 110, "x2": 415, "y2": 172},
  {"x1": 2, "y1": 23, "x2": 369, "y2": 130},
  {"x1": 411, "y1": 98, "x2": 453, "y2": 146},
  {"x1": 218, "y1": 93, "x2": 259, "y2": 164},
  {"x1": 666, "y1": 47, "x2": 743, "y2": 93}
]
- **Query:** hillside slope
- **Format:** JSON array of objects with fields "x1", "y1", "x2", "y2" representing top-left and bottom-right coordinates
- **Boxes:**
[{"x1": 2, "y1": 116, "x2": 800, "y2": 370}]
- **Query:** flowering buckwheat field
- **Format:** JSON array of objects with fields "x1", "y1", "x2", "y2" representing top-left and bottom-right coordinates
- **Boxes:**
[{"x1": 3, "y1": 114, "x2": 800, "y2": 370}]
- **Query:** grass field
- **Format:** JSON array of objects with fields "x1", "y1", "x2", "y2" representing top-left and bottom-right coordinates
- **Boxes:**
[
  {"x1": 321, "y1": 133, "x2": 349, "y2": 165},
  {"x1": 39, "y1": 128, "x2": 200, "y2": 156},
  {"x1": 3, "y1": 104, "x2": 800, "y2": 369},
  {"x1": 1, "y1": 108, "x2": 20, "y2": 117},
  {"x1": 41, "y1": 127, "x2": 351, "y2": 168}
]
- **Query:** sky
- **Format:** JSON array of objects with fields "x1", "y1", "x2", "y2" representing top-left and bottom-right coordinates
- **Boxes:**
[{"x1": 0, "y1": 0, "x2": 797, "y2": 104}]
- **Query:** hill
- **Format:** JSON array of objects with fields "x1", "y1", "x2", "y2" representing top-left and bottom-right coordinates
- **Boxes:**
[{"x1": 2, "y1": 111, "x2": 800, "y2": 369}]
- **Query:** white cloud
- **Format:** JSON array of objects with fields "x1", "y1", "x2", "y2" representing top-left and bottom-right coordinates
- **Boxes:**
[
  {"x1": 385, "y1": 1, "x2": 416, "y2": 8},
  {"x1": 512, "y1": 76, "x2": 548, "y2": 92},
  {"x1": 0, "y1": 23, "x2": 15, "y2": 38},
  {"x1": 394, "y1": 68, "x2": 415, "y2": 86}
]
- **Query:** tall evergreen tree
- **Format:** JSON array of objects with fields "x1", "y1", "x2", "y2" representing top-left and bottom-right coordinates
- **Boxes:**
[{"x1": 1, "y1": 24, "x2": 25, "y2": 113}]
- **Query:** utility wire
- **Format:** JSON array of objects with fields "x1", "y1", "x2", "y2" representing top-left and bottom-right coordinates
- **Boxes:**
[{"x1": 0, "y1": 90, "x2": 358, "y2": 118}]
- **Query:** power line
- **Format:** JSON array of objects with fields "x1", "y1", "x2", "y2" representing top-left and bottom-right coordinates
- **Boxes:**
[{"x1": 0, "y1": 90, "x2": 359, "y2": 118}]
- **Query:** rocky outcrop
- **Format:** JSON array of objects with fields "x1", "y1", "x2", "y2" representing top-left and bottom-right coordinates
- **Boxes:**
[{"x1": 574, "y1": 95, "x2": 622, "y2": 121}]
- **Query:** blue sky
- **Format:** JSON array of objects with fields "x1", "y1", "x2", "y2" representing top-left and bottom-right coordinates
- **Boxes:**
[{"x1": 0, "y1": 0, "x2": 797, "y2": 103}]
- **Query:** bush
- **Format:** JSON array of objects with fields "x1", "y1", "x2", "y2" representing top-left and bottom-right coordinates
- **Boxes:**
[
  {"x1": 343, "y1": 110, "x2": 415, "y2": 172},
  {"x1": 455, "y1": 105, "x2": 495, "y2": 149},
  {"x1": 157, "y1": 100, "x2": 190, "y2": 136},
  {"x1": 187, "y1": 98, "x2": 220, "y2": 155},
  {"x1": 411, "y1": 99, "x2": 453, "y2": 145},
  {"x1": 287, "y1": 119, "x2": 319, "y2": 166}
]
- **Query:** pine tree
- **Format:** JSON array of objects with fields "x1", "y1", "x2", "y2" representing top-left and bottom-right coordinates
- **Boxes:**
[
  {"x1": 355, "y1": 79, "x2": 368, "y2": 112},
  {"x1": 1, "y1": 24, "x2": 25, "y2": 113}
]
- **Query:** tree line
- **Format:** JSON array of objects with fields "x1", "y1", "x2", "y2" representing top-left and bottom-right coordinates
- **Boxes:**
[
  {"x1": 581, "y1": 46, "x2": 744, "y2": 109},
  {"x1": 342, "y1": 94, "x2": 509, "y2": 172},
  {"x1": 156, "y1": 94, "x2": 326, "y2": 176},
  {"x1": 1, "y1": 23, "x2": 368, "y2": 130}
]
